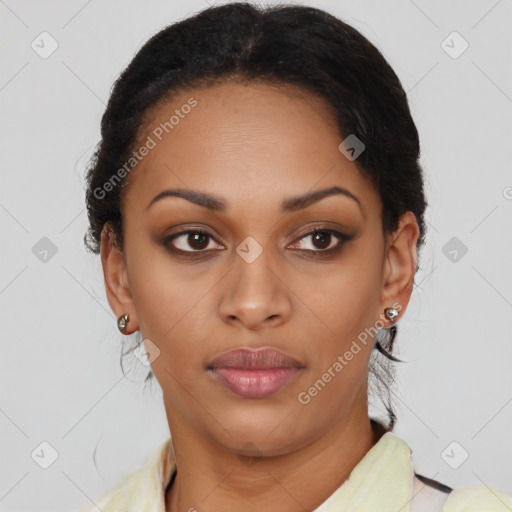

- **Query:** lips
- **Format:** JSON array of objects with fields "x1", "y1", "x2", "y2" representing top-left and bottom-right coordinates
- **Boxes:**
[
  {"x1": 207, "y1": 348, "x2": 303, "y2": 370},
  {"x1": 207, "y1": 347, "x2": 304, "y2": 399}
]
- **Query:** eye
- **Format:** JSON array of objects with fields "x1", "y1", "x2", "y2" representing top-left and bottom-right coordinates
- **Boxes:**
[
  {"x1": 288, "y1": 228, "x2": 352, "y2": 255},
  {"x1": 163, "y1": 227, "x2": 353, "y2": 257},
  {"x1": 164, "y1": 229, "x2": 224, "y2": 253}
]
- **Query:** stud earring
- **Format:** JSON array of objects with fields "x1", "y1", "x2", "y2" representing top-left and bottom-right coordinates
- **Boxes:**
[
  {"x1": 384, "y1": 307, "x2": 399, "y2": 323},
  {"x1": 117, "y1": 314, "x2": 129, "y2": 334}
]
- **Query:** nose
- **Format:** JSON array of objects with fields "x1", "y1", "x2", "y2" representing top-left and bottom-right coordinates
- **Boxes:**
[{"x1": 218, "y1": 246, "x2": 293, "y2": 331}]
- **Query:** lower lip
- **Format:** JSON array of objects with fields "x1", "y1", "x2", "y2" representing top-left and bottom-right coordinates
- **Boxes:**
[{"x1": 209, "y1": 367, "x2": 301, "y2": 399}]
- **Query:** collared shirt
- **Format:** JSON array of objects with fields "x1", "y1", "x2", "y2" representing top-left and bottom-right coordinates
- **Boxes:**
[{"x1": 74, "y1": 431, "x2": 512, "y2": 512}]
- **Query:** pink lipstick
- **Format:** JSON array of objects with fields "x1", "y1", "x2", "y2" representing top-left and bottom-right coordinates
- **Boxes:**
[{"x1": 207, "y1": 348, "x2": 303, "y2": 399}]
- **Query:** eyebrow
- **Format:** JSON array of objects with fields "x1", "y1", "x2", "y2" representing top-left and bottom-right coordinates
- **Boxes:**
[{"x1": 146, "y1": 185, "x2": 365, "y2": 216}]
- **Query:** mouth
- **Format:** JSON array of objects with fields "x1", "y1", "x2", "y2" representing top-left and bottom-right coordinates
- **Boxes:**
[{"x1": 207, "y1": 347, "x2": 304, "y2": 399}]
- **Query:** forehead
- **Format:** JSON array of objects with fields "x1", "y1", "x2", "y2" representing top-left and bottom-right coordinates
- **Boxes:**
[{"x1": 122, "y1": 81, "x2": 380, "y2": 219}]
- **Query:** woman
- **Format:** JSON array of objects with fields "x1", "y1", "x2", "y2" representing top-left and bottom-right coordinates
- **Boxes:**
[{"x1": 76, "y1": 2, "x2": 511, "y2": 511}]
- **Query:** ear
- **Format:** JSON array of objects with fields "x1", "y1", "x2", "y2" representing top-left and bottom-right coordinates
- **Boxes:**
[
  {"x1": 379, "y1": 211, "x2": 420, "y2": 325},
  {"x1": 100, "y1": 223, "x2": 139, "y2": 334}
]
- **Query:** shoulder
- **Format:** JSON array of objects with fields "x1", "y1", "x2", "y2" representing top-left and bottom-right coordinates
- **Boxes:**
[
  {"x1": 70, "y1": 466, "x2": 143, "y2": 512},
  {"x1": 70, "y1": 437, "x2": 174, "y2": 512},
  {"x1": 443, "y1": 483, "x2": 512, "y2": 511},
  {"x1": 413, "y1": 472, "x2": 512, "y2": 511}
]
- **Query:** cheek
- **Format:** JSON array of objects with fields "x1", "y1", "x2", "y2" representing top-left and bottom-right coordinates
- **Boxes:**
[
  {"x1": 124, "y1": 240, "x2": 203, "y2": 363},
  {"x1": 304, "y1": 261, "x2": 382, "y2": 345},
  {"x1": 294, "y1": 254, "x2": 383, "y2": 397},
  {"x1": 125, "y1": 229, "x2": 187, "y2": 325}
]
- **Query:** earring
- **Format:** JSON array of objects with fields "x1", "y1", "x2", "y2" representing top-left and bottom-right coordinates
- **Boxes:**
[
  {"x1": 384, "y1": 307, "x2": 399, "y2": 323},
  {"x1": 374, "y1": 306, "x2": 403, "y2": 363},
  {"x1": 117, "y1": 314, "x2": 129, "y2": 334}
]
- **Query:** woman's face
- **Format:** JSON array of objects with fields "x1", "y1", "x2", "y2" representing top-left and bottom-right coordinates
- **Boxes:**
[{"x1": 102, "y1": 81, "x2": 418, "y2": 456}]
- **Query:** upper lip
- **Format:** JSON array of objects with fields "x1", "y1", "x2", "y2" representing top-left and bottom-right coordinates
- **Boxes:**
[{"x1": 207, "y1": 347, "x2": 304, "y2": 370}]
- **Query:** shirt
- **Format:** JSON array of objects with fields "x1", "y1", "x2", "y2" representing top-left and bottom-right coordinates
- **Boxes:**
[{"x1": 73, "y1": 431, "x2": 512, "y2": 512}]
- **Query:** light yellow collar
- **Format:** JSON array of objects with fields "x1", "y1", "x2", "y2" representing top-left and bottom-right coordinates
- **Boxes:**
[{"x1": 78, "y1": 429, "x2": 512, "y2": 512}]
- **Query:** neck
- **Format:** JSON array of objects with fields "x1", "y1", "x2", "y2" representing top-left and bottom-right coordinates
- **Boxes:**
[{"x1": 164, "y1": 408, "x2": 385, "y2": 512}]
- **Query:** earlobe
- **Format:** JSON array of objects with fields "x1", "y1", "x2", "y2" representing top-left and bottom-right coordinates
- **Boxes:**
[
  {"x1": 380, "y1": 211, "x2": 420, "y2": 321},
  {"x1": 100, "y1": 223, "x2": 138, "y2": 334}
]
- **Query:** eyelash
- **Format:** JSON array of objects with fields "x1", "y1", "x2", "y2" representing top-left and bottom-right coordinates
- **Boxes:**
[{"x1": 163, "y1": 226, "x2": 353, "y2": 258}]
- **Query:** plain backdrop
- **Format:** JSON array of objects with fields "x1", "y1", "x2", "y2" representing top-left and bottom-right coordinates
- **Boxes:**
[{"x1": 1, "y1": 0, "x2": 511, "y2": 511}]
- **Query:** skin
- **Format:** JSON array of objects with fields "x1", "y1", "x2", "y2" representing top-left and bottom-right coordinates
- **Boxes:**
[{"x1": 100, "y1": 80, "x2": 419, "y2": 512}]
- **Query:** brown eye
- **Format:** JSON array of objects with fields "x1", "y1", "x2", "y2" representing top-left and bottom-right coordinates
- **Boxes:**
[
  {"x1": 311, "y1": 231, "x2": 332, "y2": 250},
  {"x1": 289, "y1": 228, "x2": 353, "y2": 256},
  {"x1": 164, "y1": 230, "x2": 223, "y2": 253}
]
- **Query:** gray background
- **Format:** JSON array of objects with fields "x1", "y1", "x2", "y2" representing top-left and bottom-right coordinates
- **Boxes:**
[{"x1": 1, "y1": 0, "x2": 511, "y2": 511}]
